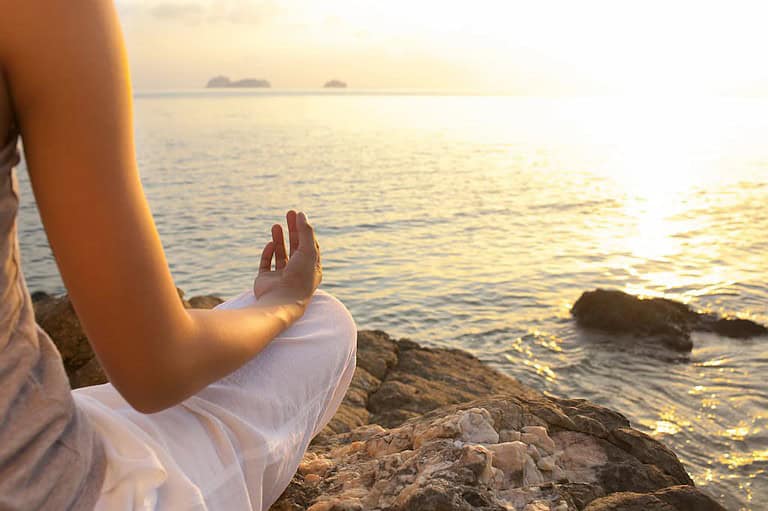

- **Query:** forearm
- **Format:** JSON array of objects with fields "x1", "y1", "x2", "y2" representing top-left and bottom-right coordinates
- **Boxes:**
[{"x1": 123, "y1": 298, "x2": 305, "y2": 413}]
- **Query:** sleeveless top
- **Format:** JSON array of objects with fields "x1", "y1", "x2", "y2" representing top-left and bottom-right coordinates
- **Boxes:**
[{"x1": 0, "y1": 128, "x2": 106, "y2": 508}]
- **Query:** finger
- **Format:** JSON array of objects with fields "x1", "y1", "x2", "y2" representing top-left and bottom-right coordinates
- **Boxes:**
[
  {"x1": 287, "y1": 210, "x2": 299, "y2": 256},
  {"x1": 259, "y1": 241, "x2": 274, "y2": 273},
  {"x1": 297, "y1": 212, "x2": 317, "y2": 255},
  {"x1": 272, "y1": 224, "x2": 288, "y2": 270}
]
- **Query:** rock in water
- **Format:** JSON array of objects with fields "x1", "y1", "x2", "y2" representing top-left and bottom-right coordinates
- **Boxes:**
[
  {"x1": 707, "y1": 316, "x2": 768, "y2": 339},
  {"x1": 571, "y1": 289, "x2": 695, "y2": 350},
  {"x1": 571, "y1": 288, "x2": 767, "y2": 351}
]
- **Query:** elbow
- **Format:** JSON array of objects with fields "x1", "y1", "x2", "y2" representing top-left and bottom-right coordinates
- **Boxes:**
[
  {"x1": 125, "y1": 394, "x2": 173, "y2": 415},
  {"x1": 109, "y1": 368, "x2": 187, "y2": 414},
  {"x1": 97, "y1": 316, "x2": 198, "y2": 414}
]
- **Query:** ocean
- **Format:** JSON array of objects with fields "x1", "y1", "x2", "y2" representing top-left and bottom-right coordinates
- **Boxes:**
[{"x1": 17, "y1": 91, "x2": 768, "y2": 510}]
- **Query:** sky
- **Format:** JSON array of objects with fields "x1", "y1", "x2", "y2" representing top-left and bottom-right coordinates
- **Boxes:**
[{"x1": 117, "y1": 0, "x2": 768, "y2": 94}]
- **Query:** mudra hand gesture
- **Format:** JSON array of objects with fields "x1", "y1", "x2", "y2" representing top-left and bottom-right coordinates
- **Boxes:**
[{"x1": 253, "y1": 210, "x2": 322, "y2": 309}]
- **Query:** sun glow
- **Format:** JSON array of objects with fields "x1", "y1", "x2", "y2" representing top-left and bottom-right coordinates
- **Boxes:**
[
  {"x1": 123, "y1": 0, "x2": 768, "y2": 94},
  {"x1": 285, "y1": 0, "x2": 768, "y2": 94}
]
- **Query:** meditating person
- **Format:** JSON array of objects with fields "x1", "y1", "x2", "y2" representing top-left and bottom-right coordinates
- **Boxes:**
[{"x1": 0, "y1": 1, "x2": 357, "y2": 510}]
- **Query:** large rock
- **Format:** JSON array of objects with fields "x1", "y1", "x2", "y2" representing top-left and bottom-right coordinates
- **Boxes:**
[
  {"x1": 271, "y1": 333, "x2": 721, "y2": 511},
  {"x1": 315, "y1": 331, "x2": 538, "y2": 443},
  {"x1": 571, "y1": 289, "x2": 767, "y2": 351}
]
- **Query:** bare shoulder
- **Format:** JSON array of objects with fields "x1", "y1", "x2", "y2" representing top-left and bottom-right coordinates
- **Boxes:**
[
  {"x1": 0, "y1": 0, "x2": 126, "y2": 116},
  {"x1": 0, "y1": 0, "x2": 107, "y2": 54}
]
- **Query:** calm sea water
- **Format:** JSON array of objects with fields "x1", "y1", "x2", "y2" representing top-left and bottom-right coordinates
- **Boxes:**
[{"x1": 17, "y1": 92, "x2": 768, "y2": 510}]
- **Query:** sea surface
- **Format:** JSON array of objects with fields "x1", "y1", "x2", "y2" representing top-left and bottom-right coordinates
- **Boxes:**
[{"x1": 17, "y1": 91, "x2": 768, "y2": 510}]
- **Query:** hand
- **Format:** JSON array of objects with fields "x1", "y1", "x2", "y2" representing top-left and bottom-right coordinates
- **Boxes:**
[{"x1": 252, "y1": 210, "x2": 322, "y2": 308}]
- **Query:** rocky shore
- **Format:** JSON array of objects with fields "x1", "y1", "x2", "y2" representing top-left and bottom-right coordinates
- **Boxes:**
[{"x1": 32, "y1": 290, "x2": 729, "y2": 510}]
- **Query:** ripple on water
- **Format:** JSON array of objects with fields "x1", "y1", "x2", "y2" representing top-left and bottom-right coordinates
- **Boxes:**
[{"x1": 15, "y1": 94, "x2": 768, "y2": 509}]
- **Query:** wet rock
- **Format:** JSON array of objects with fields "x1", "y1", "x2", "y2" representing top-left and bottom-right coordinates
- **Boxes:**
[
  {"x1": 572, "y1": 289, "x2": 767, "y2": 351},
  {"x1": 707, "y1": 316, "x2": 768, "y2": 339}
]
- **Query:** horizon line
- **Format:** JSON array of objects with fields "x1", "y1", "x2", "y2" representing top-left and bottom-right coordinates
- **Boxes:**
[{"x1": 132, "y1": 87, "x2": 768, "y2": 99}]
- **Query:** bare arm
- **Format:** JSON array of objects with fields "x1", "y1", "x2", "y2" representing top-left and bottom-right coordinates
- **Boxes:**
[{"x1": 0, "y1": 0, "x2": 318, "y2": 413}]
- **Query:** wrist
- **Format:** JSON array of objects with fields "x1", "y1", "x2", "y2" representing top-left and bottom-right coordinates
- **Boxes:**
[{"x1": 252, "y1": 290, "x2": 309, "y2": 322}]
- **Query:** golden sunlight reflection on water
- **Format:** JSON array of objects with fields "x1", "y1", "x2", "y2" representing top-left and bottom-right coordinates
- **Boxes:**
[{"x1": 17, "y1": 92, "x2": 768, "y2": 510}]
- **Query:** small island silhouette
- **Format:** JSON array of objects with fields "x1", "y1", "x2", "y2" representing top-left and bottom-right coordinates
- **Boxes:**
[
  {"x1": 323, "y1": 80, "x2": 347, "y2": 88},
  {"x1": 206, "y1": 76, "x2": 271, "y2": 88}
]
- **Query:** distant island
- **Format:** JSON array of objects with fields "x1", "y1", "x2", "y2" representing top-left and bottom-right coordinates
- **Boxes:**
[
  {"x1": 206, "y1": 76, "x2": 271, "y2": 88},
  {"x1": 323, "y1": 79, "x2": 347, "y2": 88}
]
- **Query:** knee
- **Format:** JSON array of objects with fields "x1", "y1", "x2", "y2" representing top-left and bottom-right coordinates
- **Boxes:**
[{"x1": 308, "y1": 290, "x2": 357, "y2": 365}]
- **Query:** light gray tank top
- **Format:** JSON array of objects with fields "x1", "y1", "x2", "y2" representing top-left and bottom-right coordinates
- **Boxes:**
[{"x1": 0, "y1": 129, "x2": 106, "y2": 509}]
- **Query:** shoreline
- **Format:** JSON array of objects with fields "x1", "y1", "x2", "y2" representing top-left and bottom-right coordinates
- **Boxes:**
[{"x1": 32, "y1": 289, "x2": 729, "y2": 510}]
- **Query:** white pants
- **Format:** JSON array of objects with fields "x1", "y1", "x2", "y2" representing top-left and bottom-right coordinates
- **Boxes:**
[{"x1": 73, "y1": 289, "x2": 357, "y2": 511}]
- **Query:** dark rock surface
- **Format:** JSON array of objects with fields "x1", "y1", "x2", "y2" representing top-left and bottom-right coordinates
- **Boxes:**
[
  {"x1": 572, "y1": 289, "x2": 767, "y2": 351},
  {"x1": 315, "y1": 331, "x2": 539, "y2": 444},
  {"x1": 31, "y1": 290, "x2": 722, "y2": 510},
  {"x1": 584, "y1": 485, "x2": 726, "y2": 511}
]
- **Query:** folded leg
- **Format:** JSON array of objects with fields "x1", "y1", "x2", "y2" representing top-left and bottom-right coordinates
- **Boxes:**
[{"x1": 76, "y1": 289, "x2": 357, "y2": 511}]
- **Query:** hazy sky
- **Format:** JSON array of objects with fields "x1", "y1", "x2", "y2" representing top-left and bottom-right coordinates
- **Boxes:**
[{"x1": 118, "y1": 0, "x2": 768, "y2": 94}]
